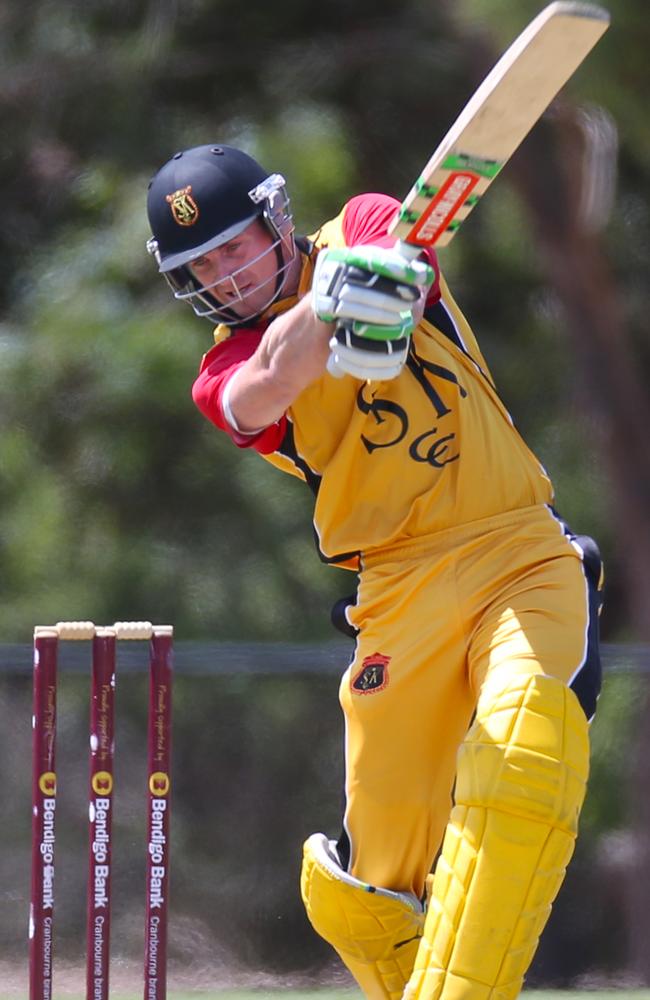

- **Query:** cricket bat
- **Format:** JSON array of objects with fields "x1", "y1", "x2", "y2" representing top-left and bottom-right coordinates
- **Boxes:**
[{"x1": 390, "y1": 1, "x2": 610, "y2": 253}]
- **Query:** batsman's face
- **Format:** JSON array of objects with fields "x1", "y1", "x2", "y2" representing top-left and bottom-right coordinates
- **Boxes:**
[{"x1": 188, "y1": 220, "x2": 283, "y2": 319}]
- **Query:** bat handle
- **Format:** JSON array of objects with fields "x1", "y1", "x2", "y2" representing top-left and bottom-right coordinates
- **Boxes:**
[{"x1": 396, "y1": 239, "x2": 426, "y2": 261}]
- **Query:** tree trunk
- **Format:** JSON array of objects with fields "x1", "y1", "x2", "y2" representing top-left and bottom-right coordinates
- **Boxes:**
[{"x1": 512, "y1": 109, "x2": 650, "y2": 986}]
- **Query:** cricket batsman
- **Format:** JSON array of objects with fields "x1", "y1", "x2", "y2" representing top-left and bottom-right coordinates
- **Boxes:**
[{"x1": 146, "y1": 143, "x2": 604, "y2": 999}]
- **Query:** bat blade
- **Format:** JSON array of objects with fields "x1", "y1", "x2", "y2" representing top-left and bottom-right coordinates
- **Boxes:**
[{"x1": 389, "y1": 2, "x2": 610, "y2": 250}]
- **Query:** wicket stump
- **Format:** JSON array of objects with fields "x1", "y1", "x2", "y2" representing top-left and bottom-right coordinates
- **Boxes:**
[{"x1": 29, "y1": 621, "x2": 174, "y2": 1000}]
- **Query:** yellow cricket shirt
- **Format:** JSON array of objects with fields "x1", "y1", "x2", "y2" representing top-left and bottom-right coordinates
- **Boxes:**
[{"x1": 192, "y1": 193, "x2": 553, "y2": 568}]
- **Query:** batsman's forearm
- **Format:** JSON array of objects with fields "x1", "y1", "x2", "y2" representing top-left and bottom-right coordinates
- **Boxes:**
[{"x1": 229, "y1": 296, "x2": 333, "y2": 432}]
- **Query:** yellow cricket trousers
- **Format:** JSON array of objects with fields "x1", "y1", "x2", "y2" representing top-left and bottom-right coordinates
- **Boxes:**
[{"x1": 336, "y1": 503, "x2": 603, "y2": 900}]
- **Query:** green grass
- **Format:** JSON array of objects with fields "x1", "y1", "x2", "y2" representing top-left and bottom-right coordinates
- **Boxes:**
[
  {"x1": 198, "y1": 994, "x2": 650, "y2": 1000},
  {"x1": 163, "y1": 993, "x2": 649, "y2": 1000},
  {"x1": 151, "y1": 993, "x2": 650, "y2": 1000},
  {"x1": 3, "y1": 991, "x2": 650, "y2": 1000},
  {"x1": 155, "y1": 993, "x2": 359, "y2": 1000},
  {"x1": 4, "y1": 991, "x2": 648, "y2": 1000}
]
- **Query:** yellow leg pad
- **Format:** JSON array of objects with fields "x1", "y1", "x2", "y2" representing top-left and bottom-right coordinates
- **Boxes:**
[
  {"x1": 404, "y1": 673, "x2": 589, "y2": 1000},
  {"x1": 301, "y1": 833, "x2": 424, "y2": 999}
]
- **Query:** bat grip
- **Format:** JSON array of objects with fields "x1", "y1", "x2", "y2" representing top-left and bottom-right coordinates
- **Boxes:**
[{"x1": 396, "y1": 239, "x2": 425, "y2": 261}]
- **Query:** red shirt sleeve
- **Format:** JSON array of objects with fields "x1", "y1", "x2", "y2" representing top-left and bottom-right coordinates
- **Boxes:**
[
  {"x1": 191, "y1": 329, "x2": 286, "y2": 453},
  {"x1": 341, "y1": 193, "x2": 441, "y2": 305}
]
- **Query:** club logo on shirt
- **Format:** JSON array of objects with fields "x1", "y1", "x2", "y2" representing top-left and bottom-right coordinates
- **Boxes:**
[
  {"x1": 351, "y1": 653, "x2": 391, "y2": 694},
  {"x1": 166, "y1": 185, "x2": 199, "y2": 226}
]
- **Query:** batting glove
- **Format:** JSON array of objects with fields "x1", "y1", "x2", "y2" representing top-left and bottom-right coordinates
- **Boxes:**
[
  {"x1": 327, "y1": 326, "x2": 410, "y2": 380},
  {"x1": 312, "y1": 245, "x2": 433, "y2": 381},
  {"x1": 313, "y1": 245, "x2": 433, "y2": 340}
]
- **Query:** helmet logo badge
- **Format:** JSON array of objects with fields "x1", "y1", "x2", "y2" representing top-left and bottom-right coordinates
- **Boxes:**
[{"x1": 166, "y1": 185, "x2": 199, "y2": 226}]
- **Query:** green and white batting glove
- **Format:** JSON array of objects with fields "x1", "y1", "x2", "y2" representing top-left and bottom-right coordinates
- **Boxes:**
[
  {"x1": 327, "y1": 325, "x2": 410, "y2": 380},
  {"x1": 313, "y1": 245, "x2": 433, "y2": 337},
  {"x1": 312, "y1": 244, "x2": 434, "y2": 380}
]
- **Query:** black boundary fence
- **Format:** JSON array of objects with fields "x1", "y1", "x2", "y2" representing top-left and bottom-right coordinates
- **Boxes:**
[{"x1": 1, "y1": 639, "x2": 649, "y2": 676}]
